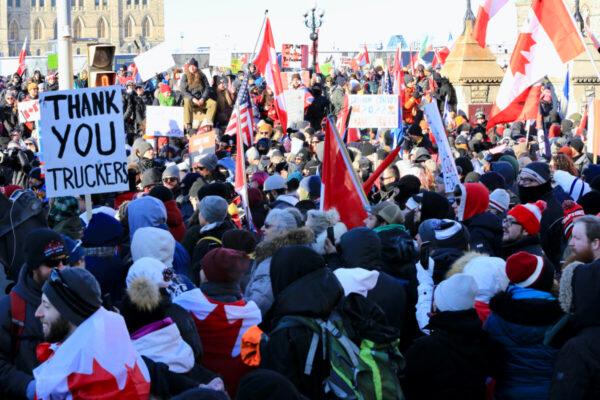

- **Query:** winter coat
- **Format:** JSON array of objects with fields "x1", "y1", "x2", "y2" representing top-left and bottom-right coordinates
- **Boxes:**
[
  {"x1": 374, "y1": 224, "x2": 416, "y2": 281},
  {"x1": 573, "y1": 153, "x2": 591, "y2": 174},
  {"x1": 550, "y1": 260, "x2": 600, "y2": 400},
  {"x1": 485, "y1": 286, "x2": 563, "y2": 400},
  {"x1": 52, "y1": 216, "x2": 83, "y2": 241},
  {"x1": 85, "y1": 252, "x2": 127, "y2": 307},
  {"x1": 181, "y1": 218, "x2": 235, "y2": 260},
  {"x1": 189, "y1": 220, "x2": 235, "y2": 286},
  {"x1": 0, "y1": 267, "x2": 43, "y2": 399},
  {"x1": 329, "y1": 85, "x2": 345, "y2": 116},
  {"x1": 538, "y1": 190, "x2": 565, "y2": 269},
  {"x1": 402, "y1": 309, "x2": 496, "y2": 400},
  {"x1": 431, "y1": 247, "x2": 465, "y2": 284},
  {"x1": 164, "y1": 199, "x2": 186, "y2": 242},
  {"x1": 244, "y1": 228, "x2": 315, "y2": 315},
  {"x1": 260, "y1": 267, "x2": 343, "y2": 400},
  {"x1": 463, "y1": 211, "x2": 503, "y2": 256},
  {"x1": 500, "y1": 235, "x2": 545, "y2": 260},
  {"x1": 305, "y1": 93, "x2": 330, "y2": 130},
  {"x1": 180, "y1": 71, "x2": 211, "y2": 101}
]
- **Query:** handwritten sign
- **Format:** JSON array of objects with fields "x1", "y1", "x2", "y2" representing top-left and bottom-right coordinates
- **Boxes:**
[
  {"x1": 348, "y1": 95, "x2": 399, "y2": 128},
  {"x1": 284, "y1": 90, "x2": 305, "y2": 125},
  {"x1": 133, "y1": 42, "x2": 175, "y2": 82},
  {"x1": 145, "y1": 106, "x2": 184, "y2": 137},
  {"x1": 189, "y1": 130, "x2": 216, "y2": 164},
  {"x1": 38, "y1": 87, "x2": 128, "y2": 197},
  {"x1": 281, "y1": 44, "x2": 308, "y2": 70},
  {"x1": 424, "y1": 102, "x2": 460, "y2": 193},
  {"x1": 18, "y1": 99, "x2": 40, "y2": 123}
]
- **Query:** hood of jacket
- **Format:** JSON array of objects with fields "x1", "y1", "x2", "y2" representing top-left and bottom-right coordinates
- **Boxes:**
[
  {"x1": 128, "y1": 196, "x2": 168, "y2": 241},
  {"x1": 457, "y1": 183, "x2": 489, "y2": 221},
  {"x1": 427, "y1": 309, "x2": 483, "y2": 337},
  {"x1": 489, "y1": 286, "x2": 562, "y2": 327},
  {"x1": 339, "y1": 227, "x2": 384, "y2": 270},
  {"x1": 571, "y1": 261, "x2": 600, "y2": 329},
  {"x1": 447, "y1": 252, "x2": 509, "y2": 303},
  {"x1": 254, "y1": 227, "x2": 314, "y2": 265},
  {"x1": 13, "y1": 263, "x2": 43, "y2": 306},
  {"x1": 464, "y1": 211, "x2": 502, "y2": 235}
]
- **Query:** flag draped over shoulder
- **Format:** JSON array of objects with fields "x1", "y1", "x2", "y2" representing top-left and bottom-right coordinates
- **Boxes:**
[
  {"x1": 34, "y1": 308, "x2": 150, "y2": 400},
  {"x1": 253, "y1": 17, "x2": 287, "y2": 131},
  {"x1": 488, "y1": 0, "x2": 585, "y2": 127},
  {"x1": 321, "y1": 117, "x2": 368, "y2": 229},
  {"x1": 473, "y1": 0, "x2": 509, "y2": 48}
]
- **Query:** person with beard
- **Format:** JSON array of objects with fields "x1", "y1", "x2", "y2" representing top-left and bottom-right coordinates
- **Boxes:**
[
  {"x1": 517, "y1": 162, "x2": 565, "y2": 268},
  {"x1": 180, "y1": 58, "x2": 216, "y2": 130},
  {"x1": 454, "y1": 183, "x2": 503, "y2": 256},
  {"x1": 568, "y1": 216, "x2": 600, "y2": 265},
  {"x1": 485, "y1": 251, "x2": 563, "y2": 400},
  {"x1": 500, "y1": 201, "x2": 547, "y2": 259},
  {"x1": 372, "y1": 165, "x2": 401, "y2": 203},
  {"x1": 0, "y1": 229, "x2": 68, "y2": 399}
]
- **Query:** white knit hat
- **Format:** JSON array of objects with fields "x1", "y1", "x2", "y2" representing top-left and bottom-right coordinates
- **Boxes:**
[
  {"x1": 131, "y1": 227, "x2": 176, "y2": 268},
  {"x1": 463, "y1": 256, "x2": 509, "y2": 303},
  {"x1": 126, "y1": 257, "x2": 169, "y2": 289},
  {"x1": 434, "y1": 273, "x2": 478, "y2": 312},
  {"x1": 489, "y1": 189, "x2": 510, "y2": 214}
]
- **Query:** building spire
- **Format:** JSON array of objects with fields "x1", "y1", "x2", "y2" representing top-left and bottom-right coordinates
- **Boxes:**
[
  {"x1": 465, "y1": 0, "x2": 476, "y2": 22},
  {"x1": 573, "y1": 0, "x2": 584, "y2": 33}
]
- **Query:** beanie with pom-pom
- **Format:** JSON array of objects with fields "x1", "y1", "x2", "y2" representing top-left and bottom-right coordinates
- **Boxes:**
[{"x1": 507, "y1": 200, "x2": 547, "y2": 235}]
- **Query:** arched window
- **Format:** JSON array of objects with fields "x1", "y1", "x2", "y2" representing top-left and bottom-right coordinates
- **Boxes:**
[
  {"x1": 53, "y1": 20, "x2": 57, "y2": 39},
  {"x1": 142, "y1": 0, "x2": 147, "y2": 5},
  {"x1": 36, "y1": 49, "x2": 41, "y2": 56},
  {"x1": 76, "y1": 47, "x2": 81, "y2": 55},
  {"x1": 33, "y1": 19, "x2": 43, "y2": 40},
  {"x1": 124, "y1": 16, "x2": 134, "y2": 37},
  {"x1": 73, "y1": 18, "x2": 82, "y2": 38},
  {"x1": 9, "y1": 20, "x2": 19, "y2": 41},
  {"x1": 97, "y1": 18, "x2": 107, "y2": 38},
  {"x1": 141, "y1": 16, "x2": 151, "y2": 37}
]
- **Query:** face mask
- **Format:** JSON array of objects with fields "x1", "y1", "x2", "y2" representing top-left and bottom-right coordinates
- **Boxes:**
[{"x1": 518, "y1": 181, "x2": 551, "y2": 203}]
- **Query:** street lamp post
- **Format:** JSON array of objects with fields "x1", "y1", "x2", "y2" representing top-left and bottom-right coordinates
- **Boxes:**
[{"x1": 303, "y1": 7, "x2": 324, "y2": 72}]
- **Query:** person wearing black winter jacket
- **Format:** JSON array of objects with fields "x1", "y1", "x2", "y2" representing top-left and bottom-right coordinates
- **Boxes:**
[
  {"x1": 260, "y1": 246, "x2": 343, "y2": 400},
  {"x1": 500, "y1": 201, "x2": 548, "y2": 260}
]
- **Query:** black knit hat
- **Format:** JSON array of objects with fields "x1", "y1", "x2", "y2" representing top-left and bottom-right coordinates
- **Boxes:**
[
  {"x1": 433, "y1": 219, "x2": 470, "y2": 251},
  {"x1": 25, "y1": 228, "x2": 66, "y2": 271},
  {"x1": 141, "y1": 168, "x2": 162, "y2": 189},
  {"x1": 149, "y1": 185, "x2": 174, "y2": 202},
  {"x1": 42, "y1": 268, "x2": 102, "y2": 326}
]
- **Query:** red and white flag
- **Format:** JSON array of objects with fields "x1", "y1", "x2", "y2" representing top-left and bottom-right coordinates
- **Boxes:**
[
  {"x1": 224, "y1": 78, "x2": 254, "y2": 146},
  {"x1": 431, "y1": 47, "x2": 450, "y2": 68},
  {"x1": 233, "y1": 101, "x2": 255, "y2": 231},
  {"x1": 473, "y1": 0, "x2": 510, "y2": 48},
  {"x1": 321, "y1": 117, "x2": 368, "y2": 229},
  {"x1": 352, "y1": 45, "x2": 370, "y2": 70},
  {"x1": 33, "y1": 308, "x2": 150, "y2": 399},
  {"x1": 253, "y1": 18, "x2": 287, "y2": 131},
  {"x1": 16, "y1": 36, "x2": 28, "y2": 76},
  {"x1": 488, "y1": 0, "x2": 585, "y2": 127},
  {"x1": 336, "y1": 94, "x2": 360, "y2": 143},
  {"x1": 392, "y1": 47, "x2": 405, "y2": 99}
]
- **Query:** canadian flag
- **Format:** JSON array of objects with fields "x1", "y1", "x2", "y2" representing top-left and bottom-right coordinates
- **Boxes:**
[
  {"x1": 321, "y1": 117, "x2": 368, "y2": 229},
  {"x1": 253, "y1": 18, "x2": 287, "y2": 132},
  {"x1": 488, "y1": 0, "x2": 585, "y2": 127},
  {"x1": 473, "y1": 0, "x2": 509, "y2": 48},
  {"x1": 431, "y1": 47, "x2": 450, "y2": 68},
  {"x1": 336, "y1": 94, "x2": 360, "y2": 143},
  {"x1": 16, "y1": 36, "x2": 28, "y2": 76},
  {"x1": 33, "y1": 308, "x2": 150, "y2": 399}
]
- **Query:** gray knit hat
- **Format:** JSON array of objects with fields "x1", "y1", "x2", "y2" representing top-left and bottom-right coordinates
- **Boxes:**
[
  {"x1": 199, "y1": 195, "x2": 228, "y2": 224},
  {"x1": 199, "y1": 154, "x2": 219, "y2": 172},
  {"x1": 162, "y1": 164, "x2": 180, "y2": 180},
  {"x1": 43, "y1": 268, "x2": 102, "y2": 326}
]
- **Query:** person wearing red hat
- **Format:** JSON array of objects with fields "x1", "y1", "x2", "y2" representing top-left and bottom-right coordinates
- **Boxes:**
[
  {"x1": 500, "y1": 200, "x2": 547, "y2": 259},
  {"x1": 484, "y1": 251, "x2": 562, "y2": 400},
  {"x1": 454, "y1": 183, "x2": 503, "y2": 256},
  {"x1": 153, "y1": 83, "x2": 182, "y2": 107}
]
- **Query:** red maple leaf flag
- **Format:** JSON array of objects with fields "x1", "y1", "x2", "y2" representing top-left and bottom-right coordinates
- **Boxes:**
[
  {"x1": 33, "y1": 308, "x2": 150, "y2": 399},
  {"x1": 16, "y1": 36, "x2": 28, "y2": 76},
  {"x1": 321, "y1": 117, "x2": 368, "y2": 229},
  {"x1": 488, "y1": 0, "x2": 585, "y2": 127},
  {"x1": 473, "y1": 0, "x2": 509, "y2": 48},
  {"x1": 252, "y1": 17, "x2": 287, "y2": 132}
]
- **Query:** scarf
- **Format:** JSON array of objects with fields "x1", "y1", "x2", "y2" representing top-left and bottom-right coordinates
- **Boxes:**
[{"x1": 158, "y1": 92, "x2": 175, "y2": 107}]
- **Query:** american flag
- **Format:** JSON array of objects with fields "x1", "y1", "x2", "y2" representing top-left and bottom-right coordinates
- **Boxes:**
[
  {"x1": 224, "y1": 74, "x2": 254, "y2": 146},
  {"x1": 382, "y1": 68, "x2": 393, "y2": 94}
]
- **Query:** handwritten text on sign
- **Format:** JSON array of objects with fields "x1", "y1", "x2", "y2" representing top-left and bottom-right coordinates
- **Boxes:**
[
  {"x1": 39, "y1": 87, "x2": 129, "y2": 197},
  {"x1": 348, "y1": 95, "x2": 399, "y2": 128}
]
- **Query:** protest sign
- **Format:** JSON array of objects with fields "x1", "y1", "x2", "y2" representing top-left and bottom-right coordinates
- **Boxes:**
[
  {"x1": 281, "y1": 44, "x2": 308, "y2": 70},
  {"x1": 280, "y1": 71, "x2": 310, "y2": 90},
  {"x1": 284, "y1": 90, "x2": 305, "y2": 125},
  {"x1": 209, "y1": 47, "x2": 232, "y2": 67},
  {"x1": 189, "y1": 130, "x2": 216, "y2": 164},
  {"x1": 348, "y1": 95, "x2": 399, "y2": 128},
  {"x1": 38, "y1": 87, "x2": 129, "y2": 197},
  {"x1": 424, "y1": 102, "x2": 460, "y2": 193},
  {"x1": 145, "y1": 106, "x2": 184, "y2": 138},
  {"x1": 134, "y1": 42, "x2": 175, "y2": 82},
  {"x1": 47, "y1": 53, "x2": 58, "y2": 70},
  {"x1": 18, "y1": 99, "x2": 40, "y2": 123}
]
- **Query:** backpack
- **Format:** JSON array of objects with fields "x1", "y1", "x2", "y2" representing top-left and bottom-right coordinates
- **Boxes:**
[
  {"x1": 271, "y1": 296, "x2": 405, "y2": 400},
  {"x1": 9, "y1": 290, "x2": 26, "y2": 359}
]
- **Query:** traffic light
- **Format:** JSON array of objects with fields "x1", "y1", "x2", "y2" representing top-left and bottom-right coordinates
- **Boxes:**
[{"x1": 87, "y1": 44, "x2": 116, "y2": 87}]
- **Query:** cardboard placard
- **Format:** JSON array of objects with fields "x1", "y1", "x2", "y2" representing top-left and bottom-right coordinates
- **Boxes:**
[
  {"x1": 281, "y1": 44, "x2": 308, "y2": 70},
  {"x1": 18, "y1": 99, "x2": 40, "y2": 123},
  {"x1": 283, "y1": 90, "x2": 305, "y2": 125},
  {"x1": 209, "y1": 47, "x2": 232, "y2": 67},
  {"x1": 189, "y1": 130, "x2": 216, "y2": 164},
  {"x1": 38, "y1": 87, "x2": 129, "y2": 197},
  {"x1": 145, "y1": 106, "x2": 184, "y2": 137},
  {"x1": 348, "y1": 95, "x2": 399, "y2": 128},
  {"x1": 133, "y1": 42, "x2": 175, "y2": 82},
  {"x1": 423, "y1": 102, "x2": 460, "y2": 193}
]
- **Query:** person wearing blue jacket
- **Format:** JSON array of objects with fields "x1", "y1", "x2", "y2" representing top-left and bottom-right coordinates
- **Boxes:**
[{"x1": 485, "y1": 251, "x2": 563, "y2": 400}]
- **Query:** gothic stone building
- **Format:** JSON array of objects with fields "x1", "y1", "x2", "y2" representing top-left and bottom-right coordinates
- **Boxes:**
[{"x1": 0, "y1": 0, "x2": 164, "y2": 57}]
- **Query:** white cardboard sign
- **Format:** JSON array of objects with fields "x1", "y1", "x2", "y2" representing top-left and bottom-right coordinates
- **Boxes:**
[
  {"x1": 209, "y1": 47, "x2": 232, "y2": 67},
  {"x1": 134, "y1": 42, "x2": 175, "y2": 82},
  {"x1": 38, "y1": 86, "x2": 129, "y2": 197},
  {"x1": 348, "y1": 95, "x2": 399, "y2": 128},
  {"x1": 18, "y1": 99, "x2": 40, "y2": 123},
  {"x1": 145, "y1": 106, "x2": 184, "y2": 137},
  {"x1": 284, "y1": 89, "x2": 305, "y2": 125},
  {"x1": 424, "y1": 102, "x2": 460, "y2": 193}
]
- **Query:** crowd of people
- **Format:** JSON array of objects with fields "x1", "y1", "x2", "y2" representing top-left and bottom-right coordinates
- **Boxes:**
[{"x1": 0, "y1": 53, "x2": 599, "y2": 400}]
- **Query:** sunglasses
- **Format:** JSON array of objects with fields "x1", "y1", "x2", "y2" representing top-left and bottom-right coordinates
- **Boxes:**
[
  {"x1": 49, "y1": 269, "x2": 99, "y2": 317},
  {"x1": 193, "y1": 166, "x2": 206, "y2": 171},
  {"x1": 44, "y1": 256, "x2": 67, "y2": 268},
  {"x1": 162, "y1": 177, "x2": 178, "y2": 183}
]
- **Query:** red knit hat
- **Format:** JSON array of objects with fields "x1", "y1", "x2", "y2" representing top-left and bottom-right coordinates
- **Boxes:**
[
  {"x1": 562, "y1": 200, "x2": 585, "y2": 240},
  {"x1": 456, "y1": 183, "x2": 490, "y2": 221},
  {"x1": 507, "y1": 200, "x2": 547, "y2": 235},
  {"x1": 160, "y1": 84, "x2": 172, "y2": 94},
  {"x1": 201, "y1": 247, "x2": 248, "y2": 283},
  {"x1": 506, "y1": 251, "x2": 554, "y2": 291},
  {"x1": 558, "y1": 146, "x2": 573, "y2": 159}
]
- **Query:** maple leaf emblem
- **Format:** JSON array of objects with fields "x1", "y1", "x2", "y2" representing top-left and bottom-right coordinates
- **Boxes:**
[{"x1": 510, "y1": 33, "x2": 536, "y2": 76}]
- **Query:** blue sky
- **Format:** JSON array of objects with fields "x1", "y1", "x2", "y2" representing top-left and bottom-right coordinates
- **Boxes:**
[{"x1": 164, "y1": 0, "x2": 517, "y2": 52}]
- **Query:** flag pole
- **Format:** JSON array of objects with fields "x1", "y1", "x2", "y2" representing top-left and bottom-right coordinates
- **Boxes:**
[{"x1": 576, "y1": 21, "x2": 600, "y2": 81}]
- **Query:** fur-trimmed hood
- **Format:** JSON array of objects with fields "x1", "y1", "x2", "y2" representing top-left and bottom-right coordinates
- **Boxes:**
[
  {"x1": 446, "y1": 251, "x2": 484, "y2": 278},
  {"x1": 489, "y1": 288, "x2": 562, "y2": 326},
  {"x1": 254, "y1": 227, "x2": 315, "y2": 264}
]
